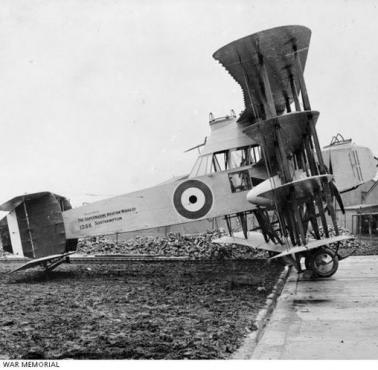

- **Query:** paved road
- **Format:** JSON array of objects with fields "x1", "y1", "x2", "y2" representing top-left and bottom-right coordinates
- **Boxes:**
[{"x1": 252, "y1": 256, "x2": 378, "y2": 359}]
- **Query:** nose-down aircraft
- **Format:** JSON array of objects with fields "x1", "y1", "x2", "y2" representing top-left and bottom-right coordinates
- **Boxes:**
[{"x1": 0, "y1": 25, "x2": 376, "y2": 276}]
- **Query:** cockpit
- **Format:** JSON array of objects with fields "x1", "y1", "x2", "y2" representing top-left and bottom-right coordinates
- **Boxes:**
[{"x1": 189, "y1": 144, "x2": 264, "y2": 193}]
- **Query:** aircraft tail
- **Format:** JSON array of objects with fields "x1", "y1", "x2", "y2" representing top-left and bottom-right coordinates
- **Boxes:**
[
  {"x1": 0, "y1": 192, "x2": 77, "y2": 259},
  {"x1": 322, "y1": 138, "x2": 377, "y2": 193}
]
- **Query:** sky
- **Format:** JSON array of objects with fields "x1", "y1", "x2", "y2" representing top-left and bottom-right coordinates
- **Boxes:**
[{"x1": 1, "y1": 0, "x2": 378, "y2": 207}]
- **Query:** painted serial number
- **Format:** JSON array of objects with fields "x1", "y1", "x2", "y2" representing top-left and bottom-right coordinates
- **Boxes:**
[{"x1": 79, "y1": 223, "x2": 92, "y2": 230}]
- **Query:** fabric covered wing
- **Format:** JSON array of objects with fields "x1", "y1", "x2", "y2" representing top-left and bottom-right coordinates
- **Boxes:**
[{"x1": 213, "y1": 25, "x2": 311, "y2": 118}]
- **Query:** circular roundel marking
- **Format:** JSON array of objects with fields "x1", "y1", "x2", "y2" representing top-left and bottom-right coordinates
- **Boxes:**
[{"x1": 173, "y1": 180, "x2": 213, "y2": 219}]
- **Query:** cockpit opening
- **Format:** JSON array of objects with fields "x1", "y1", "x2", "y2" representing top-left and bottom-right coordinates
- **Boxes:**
[{"x1": 189, "y1": 145, "x2": 262, "y2": 178}]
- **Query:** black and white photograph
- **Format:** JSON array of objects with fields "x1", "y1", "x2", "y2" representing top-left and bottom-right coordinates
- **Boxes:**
[{"x1": 1, "y1": 0, "x2": 378, "y2": 365}]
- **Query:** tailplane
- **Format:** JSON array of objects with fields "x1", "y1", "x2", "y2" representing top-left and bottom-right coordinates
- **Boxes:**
[{"x1": 0, "y1": 192, "x2": 78, "y2": 267}]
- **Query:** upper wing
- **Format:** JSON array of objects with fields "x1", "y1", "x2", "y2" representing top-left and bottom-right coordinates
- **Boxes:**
[{"x1": 213, "y1": 25, "x2": 311, "y2": 120}]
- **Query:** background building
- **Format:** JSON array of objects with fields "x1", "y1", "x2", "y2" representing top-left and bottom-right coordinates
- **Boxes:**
[{"x1": 337, "y1": 179, "x2": 378, "y2": 236}]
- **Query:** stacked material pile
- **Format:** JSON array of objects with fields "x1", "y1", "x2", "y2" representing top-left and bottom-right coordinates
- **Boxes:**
[
  {"x1": 2, "y1": 227, "x2": 377, "y2": 259},
  {"x1": 0, "y1": 249, "x2": 11, "y2": 257},
  {"x1": 77, "y1": 230, "x2": 266, "y2": 260},
  {"x1": 312, "y1": 225, "x2": 378, "y2": 255},
  {"x1": 316, "y1": 225, "x2": 364, "y2": 248}
]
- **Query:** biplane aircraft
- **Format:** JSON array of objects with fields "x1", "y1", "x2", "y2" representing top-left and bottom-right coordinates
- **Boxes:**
[{"x1": 0, "y1": 25, "x2": 376, "y2": 277}]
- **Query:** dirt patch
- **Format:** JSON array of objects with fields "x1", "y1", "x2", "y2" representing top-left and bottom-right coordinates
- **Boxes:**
[{"x1": 0, "y1": 260, "x2": 283, "y2": 359}]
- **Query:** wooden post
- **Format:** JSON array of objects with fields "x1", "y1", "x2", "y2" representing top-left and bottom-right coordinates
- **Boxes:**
[
  {"x1": 237, "y1": 212, "x2": 248, "y2": 239},
  {"x1": 304, "y1": 138, "x2": 318, "y2": 176},
  {"x1": 289, "y1": 74, "x2": 301, "y2": 111},
  {"x1": 323, "y1": 185, "x2": 339, "y2": 235},
  {"x1": 283, "y1": 209, "x2": 296, "y2": 246},
  {"x1": 306, "y1": 200, "x2": 321, "y2": 239},
  {"x1": 259, "y1": 55, "x2": 277, "y2": 118},
  {"x1": 294, "y1": 56, "x2": 327, "y2": 175},
  {"x1": 358, "y1": 214, "x2": 362, "y2": 240},
  {"x1": 237, "y1": 52, "x2": 259, "y2": 120},
  {"x1": 284, "y1": 91, "x2": 291, "y2": 112},
  {"x1": 23, "y1": 199, "x2": 36, "y2": 258},
  {"x1": 225, "y1": 215, "x2": 232, "y2": 236},
  {"x1": 254, "y1": 209, "x2": 270, "y2": 243},
  {"x1": 259, "y1": 59, "x2": 293, "y2": 183},
  {"x1": 294, "y1": 55, "x2": 311, "y2": 111},
  {"x1": 315, "y1": 193, "x2": 329, "y2": 238},
  {"x1": 291, "y1": 194, "x2": 306, "y2": 245},
  {"x1": 276, "y1": 205, "x2": 288, "y2": 239},
  {"x1": 297, "y1": 149, "x2": 310, "y2": 176}
]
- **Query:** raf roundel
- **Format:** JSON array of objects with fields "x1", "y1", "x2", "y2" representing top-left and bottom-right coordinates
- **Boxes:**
[{"x1": 173, "y1": 180, "x2": 213, "y2": 219}]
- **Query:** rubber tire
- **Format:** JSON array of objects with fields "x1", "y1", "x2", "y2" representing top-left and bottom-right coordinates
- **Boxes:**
[{"x1": 307, "y1": 247, "x2": 339, "y2": 278}]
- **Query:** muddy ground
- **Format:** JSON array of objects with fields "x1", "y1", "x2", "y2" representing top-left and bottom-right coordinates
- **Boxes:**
[{"x1": 0, "y1": 260, "x2": 283, "y2": 359}]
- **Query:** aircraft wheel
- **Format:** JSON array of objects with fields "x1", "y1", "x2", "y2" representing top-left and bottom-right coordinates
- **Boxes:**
[{"x1": 307, "y1": 247, "x2": 339, "y2": 278}]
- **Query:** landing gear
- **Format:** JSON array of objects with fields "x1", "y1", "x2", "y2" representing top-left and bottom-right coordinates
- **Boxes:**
[{"x1": 305, "y1": 247, "x2": 339, "y2": 278}]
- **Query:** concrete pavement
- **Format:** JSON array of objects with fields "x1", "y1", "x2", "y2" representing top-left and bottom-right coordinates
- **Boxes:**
[{"x1": 252, "y1": 256, "x2": 378, "y2": 359}]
